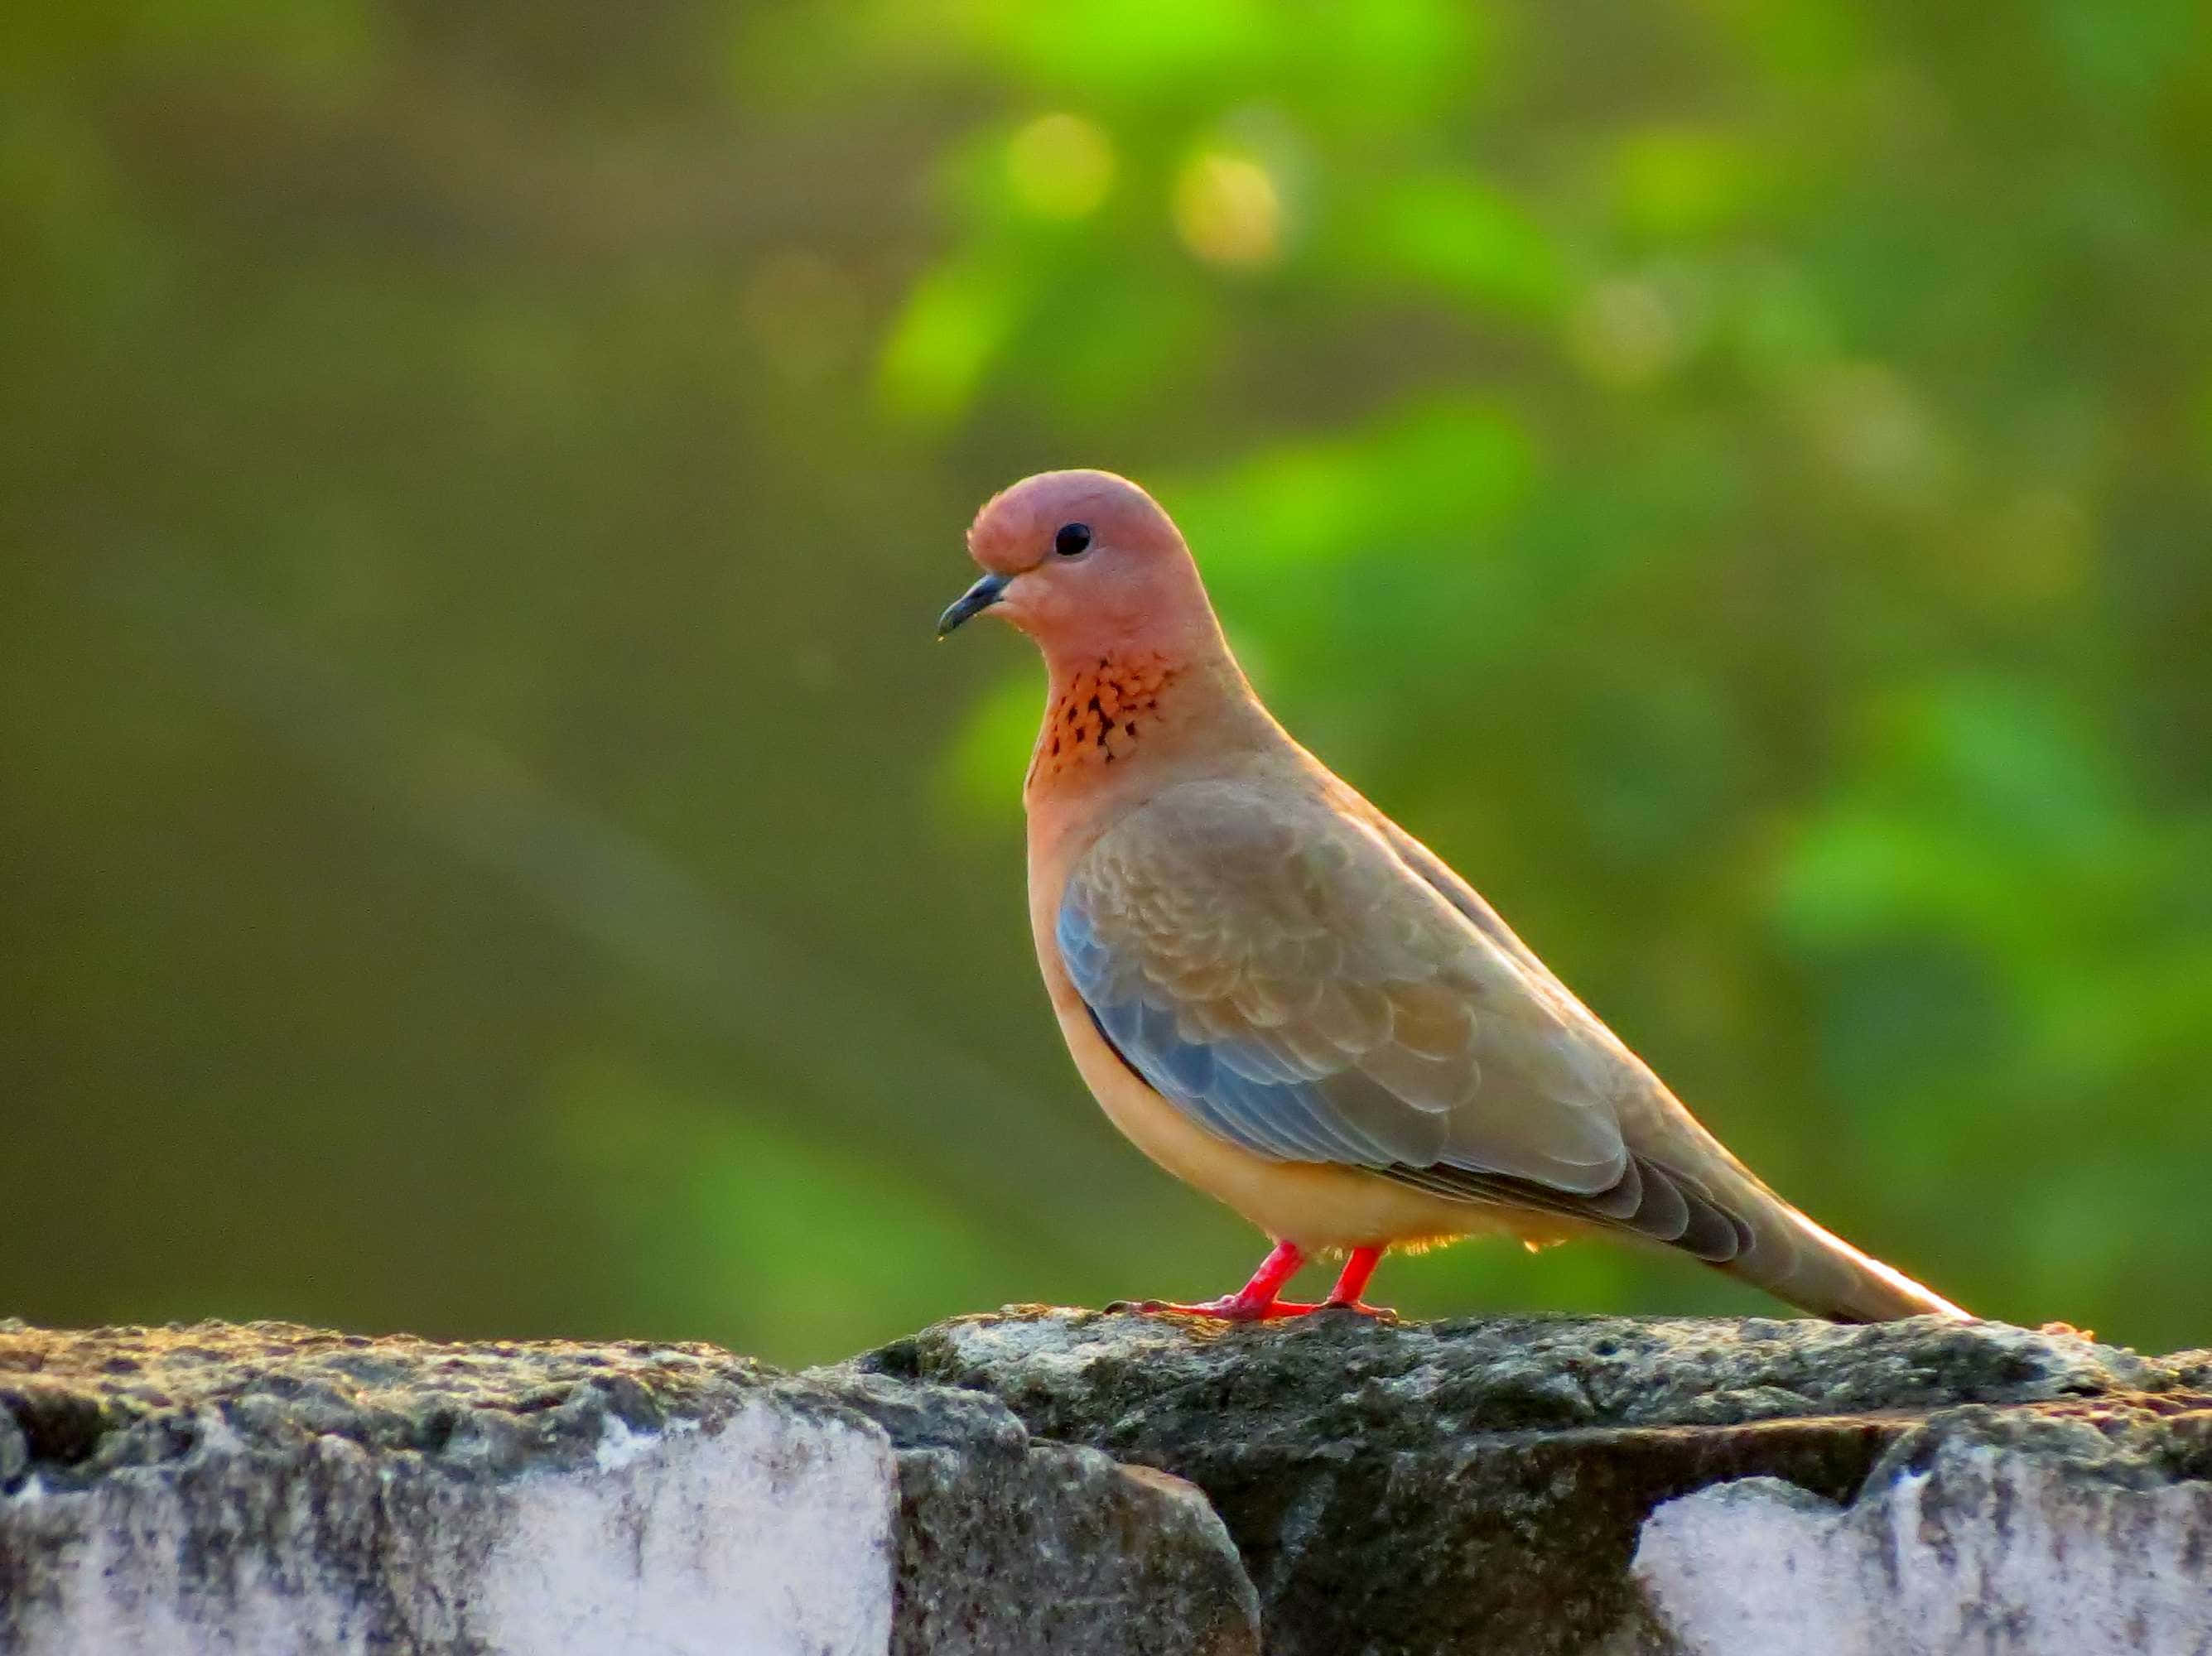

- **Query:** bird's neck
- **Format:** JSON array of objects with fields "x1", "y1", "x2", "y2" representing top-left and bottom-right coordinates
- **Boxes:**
[{"x1": 1023, "y1": 637, "x2": 1279, "y2": 806}]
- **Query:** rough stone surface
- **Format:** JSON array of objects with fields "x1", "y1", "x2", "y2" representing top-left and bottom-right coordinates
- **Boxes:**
[
  {"x1": 0, "y1": 1319, "x2": 1258, "y2": 1656},
  {"x1": 810, "y1": 1369, "x2": 1259, "y2": 1656},
  {"x1": 0, "y1": 1320, "x2": 894, "y2": 1655},
  {"x1": 856, "y1": 1307, "x2": 2212, "y2": 1655},
  {"x1": 1638, "y1": 1404, "x2": 2212, "y2": 1654},
  {"x1": 8, "y1": 1311, "x2": 2210, "y2": 1654}
]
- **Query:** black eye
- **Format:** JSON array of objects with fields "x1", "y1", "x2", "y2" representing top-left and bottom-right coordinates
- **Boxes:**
[{"x1": 1053, "y1": 522, "x2": 1092, "y2": 558}]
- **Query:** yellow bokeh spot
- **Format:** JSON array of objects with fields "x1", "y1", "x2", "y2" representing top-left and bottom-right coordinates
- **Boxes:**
[
  {"x1": 1005, "y1": 113, "x2": 1116, "y2": 219},
  {"x1": 1173, "y1": 151, "x2": 1281, "y2": 270}
]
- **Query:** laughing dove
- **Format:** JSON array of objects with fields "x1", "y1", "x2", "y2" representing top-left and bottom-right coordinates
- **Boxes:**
[{"x1": 939, "y1": 469, "x2": 1968, "y2": 1322}]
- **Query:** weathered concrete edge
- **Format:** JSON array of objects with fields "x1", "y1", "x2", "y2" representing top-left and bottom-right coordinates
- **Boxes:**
[
  {"x1": 0, "y1": 1319, "x2": 1264, "y2": 1655},
  {"x1": 1636, "y1": 1408, "x2": 2212, "y2": 1654},
  {"x1": 859, "y1": 1307, "x2": 2212, "y2": 1655},
  {"x1": 0, "y1": 1386, "x2": 901, "y2": 1654},
  {"x1": 12, "y1": 1311, "x2": 2212, "y2": 1656},
  {"x1": 807, "y1": 1365, "x2": 1262, "y2": 1655}
]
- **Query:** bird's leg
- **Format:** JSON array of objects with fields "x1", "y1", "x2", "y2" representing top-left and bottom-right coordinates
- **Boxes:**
[
  {"x1": 1130, "y1": 1241, "x2": 1400, "y2": 1322},
  {"x1": 1136, "y1": 1240, "x2": 1315, "y2": 1321},
  {"x1": 1317, "y1": 1245, "x2": 1395, "y2": 1318}
]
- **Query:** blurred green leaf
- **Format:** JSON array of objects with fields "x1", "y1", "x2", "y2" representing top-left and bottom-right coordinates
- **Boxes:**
[
  {"x1": 1357, "y1": 174, "x2": 1567, "y2": 316},
  {"x1": 877, "y1": 255, "x2": 1033, "y2": 426},
  {"x1": 933, "y1": 667, "x2": 1039, "y2": 835}
]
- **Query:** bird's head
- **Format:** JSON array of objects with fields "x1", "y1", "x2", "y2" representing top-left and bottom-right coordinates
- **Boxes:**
[{"x1": 937, "y1": 469, "x2": 1217, "y2": 662}]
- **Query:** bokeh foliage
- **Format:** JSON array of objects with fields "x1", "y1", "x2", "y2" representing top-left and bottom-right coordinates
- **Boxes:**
[{"x1": 4, "y1": 0, "x2": 2209, "y2": 1364}]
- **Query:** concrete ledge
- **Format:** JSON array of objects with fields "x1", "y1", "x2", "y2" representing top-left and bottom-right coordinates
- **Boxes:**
[
  {"x1": 0, "y1": 1320, "x2": 1255, "y2": 1656},
  {"x1": 858, "y1": 1307, "x2": 2212, "y2": 1654},
  {"x1": 4, "y1": 1312, "x2": 2207, "y2": 1654},
  {"x1": 1636, "y1": 1405, "x2": 2212, "y2": 1655}
]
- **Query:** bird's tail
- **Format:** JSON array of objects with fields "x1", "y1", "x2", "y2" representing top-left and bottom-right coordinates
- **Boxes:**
[{"x1": 1716, "y1": 1182, "x2": 1969, "y2": 1322}]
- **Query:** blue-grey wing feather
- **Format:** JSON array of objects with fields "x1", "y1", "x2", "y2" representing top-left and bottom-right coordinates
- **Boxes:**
[{"x1": 1057, "y1": 779, "x2": 1751, "y2": 1260}]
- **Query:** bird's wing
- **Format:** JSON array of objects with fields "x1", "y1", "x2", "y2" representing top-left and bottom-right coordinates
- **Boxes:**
[{"x1": 1058, "y1": 779, "x2": 1751, "y2": 1258}]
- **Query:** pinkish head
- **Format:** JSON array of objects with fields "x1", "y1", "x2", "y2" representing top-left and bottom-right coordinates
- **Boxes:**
[{"x1": 937, "y1": 469, "x2": 1219, "y2": 665}]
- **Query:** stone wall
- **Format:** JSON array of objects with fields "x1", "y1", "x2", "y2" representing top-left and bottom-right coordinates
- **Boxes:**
[{"x1": 2, "y1": 1311, "x2": 2206, "y2": 1654}]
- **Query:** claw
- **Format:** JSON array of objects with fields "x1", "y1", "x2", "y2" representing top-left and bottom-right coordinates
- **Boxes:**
[
  {"x1": 1132, "y1": 1296, "x2": 1399, "y2": 1324},
  {"x1": 1319, "y1": 1299, "x2": 1399, "y2": 1321},
  {"x1": 1136, "y1": 1295, "x2": 1320, "y2": 1322}
]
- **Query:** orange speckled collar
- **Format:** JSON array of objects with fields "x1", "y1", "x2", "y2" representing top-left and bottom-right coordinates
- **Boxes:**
[{"x1": 1029, "y1": 652, "x2": 1181, "y2": 786}]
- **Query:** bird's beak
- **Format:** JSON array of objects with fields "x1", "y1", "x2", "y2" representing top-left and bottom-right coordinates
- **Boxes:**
[{"x1": 936, "y1": 571, "x2": 1010, "y2": 638}]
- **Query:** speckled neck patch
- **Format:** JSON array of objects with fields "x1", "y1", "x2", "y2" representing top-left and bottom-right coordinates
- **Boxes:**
[{"x1": 1029, "y1": 652, "x2": 1180, "y2": 786}]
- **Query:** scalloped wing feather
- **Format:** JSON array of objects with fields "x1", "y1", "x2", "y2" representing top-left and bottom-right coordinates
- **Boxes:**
[{"x1": 1056, "y1": 779, "x2": 1636, "y2": 1198}]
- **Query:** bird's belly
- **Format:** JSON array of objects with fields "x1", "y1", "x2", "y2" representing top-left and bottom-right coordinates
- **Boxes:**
[{"x1": 1054, "y1": 999, "x2": 1535, "y2": 1254}]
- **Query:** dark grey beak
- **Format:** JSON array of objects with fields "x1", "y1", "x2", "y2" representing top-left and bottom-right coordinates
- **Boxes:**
[{"x1": 937, "y1": 571, "x2": 1010, "y2": 638}]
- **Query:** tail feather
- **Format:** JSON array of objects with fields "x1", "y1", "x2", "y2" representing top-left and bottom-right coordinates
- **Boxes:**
[
  {"x1": 1388, "y1": 1151, "x2": 1966, "y2": 1321},
  {"x1": 1719, "y1": 1189, "x2": 1969, "y2": 1322}
]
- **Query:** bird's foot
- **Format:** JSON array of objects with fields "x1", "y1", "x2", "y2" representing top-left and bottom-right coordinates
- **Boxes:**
[
  {"x1": 1118, "y1": 1240, "x2": 1315, "y2": 1322},
  {"x1": 1116, "y1": 1242, "x2": 1400, "y2": 1325},
  {"x1": 1316, "y1": 1298, "x2": 1400, "y2": 1322},
  {"x1": 1120, "y1": 1295, "x2": 1398, "y2": 1324},
  {"x1": 1126, "y1": 1294, "x2": 1322, "y2": 1322}
]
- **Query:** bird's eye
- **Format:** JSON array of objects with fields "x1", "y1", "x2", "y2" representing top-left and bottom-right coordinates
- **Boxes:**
[{"x1": 1053, "y1": 522, "x2": 1092, "y2": 558}]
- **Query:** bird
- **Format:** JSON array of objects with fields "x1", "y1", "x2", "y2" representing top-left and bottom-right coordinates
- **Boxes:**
[{"x1": 937, "y1": 469, "x2": 1969, "y2": 1324}]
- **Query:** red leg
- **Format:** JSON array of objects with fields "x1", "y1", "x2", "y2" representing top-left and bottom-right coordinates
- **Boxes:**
[
  {"x1": 1321, "y1": 1245, "x2": 1395, "y2": 1317},
  {"x1": 1135, "y1": 1240, "x2": 1315, "y2": 1322}
]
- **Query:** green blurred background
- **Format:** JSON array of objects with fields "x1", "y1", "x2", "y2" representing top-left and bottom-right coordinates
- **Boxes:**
[{"x1": 5, "y1": 0, "x2": 2210, "y2": 1367}]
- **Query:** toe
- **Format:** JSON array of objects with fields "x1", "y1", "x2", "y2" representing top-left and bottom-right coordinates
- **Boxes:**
[{"x1": 1321, "y1": 1300, "x2": 1399, "y2": 1322}]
